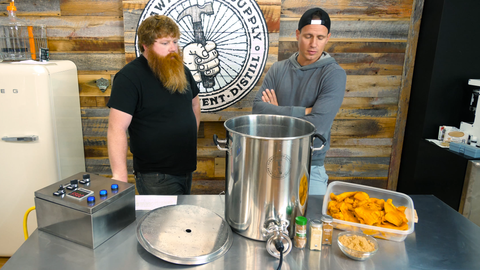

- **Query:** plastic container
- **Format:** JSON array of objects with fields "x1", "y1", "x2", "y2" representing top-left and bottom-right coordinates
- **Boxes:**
[
  {"x1": 322, "y1": 181, "x2": 415, "y2": 242},
  {"x1": 450, "y1": 142, "x2": 480, "y2": 158}
]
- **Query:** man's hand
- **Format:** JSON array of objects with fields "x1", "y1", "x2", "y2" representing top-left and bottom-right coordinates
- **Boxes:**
[
  {"x1": 183, "y1": 41, "x2": 220, "y2": 83},
  {"x1": 261, "y1": 89, "x2": 278, "y2": 106}
]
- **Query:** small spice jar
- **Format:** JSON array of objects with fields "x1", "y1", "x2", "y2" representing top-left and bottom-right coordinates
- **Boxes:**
[
  {"x1": 308, "y1": 219, "x2": 323, "y2": 251},
  {"x1": 294, "y1": 216, "x2": 308, "y2": 249},
  {"x1": 321, "y1": 215, "x2": 333, "y2": 245}
]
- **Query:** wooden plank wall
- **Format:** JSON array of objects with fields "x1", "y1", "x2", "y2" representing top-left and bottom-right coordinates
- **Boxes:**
[
  {"x1": 121, "y1": 0, "x2": 281, "y2": 194},
  {"x1": 279, "y1": 0, "x2": 422, "y2": 189},
  {"x1": 0, "y1": 0, "x2": 423, "y2": 193}
]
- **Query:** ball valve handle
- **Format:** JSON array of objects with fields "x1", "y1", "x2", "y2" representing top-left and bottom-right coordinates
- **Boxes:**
[{"x1": 263, "y1": 220, "x2": 292, "y2": 259}]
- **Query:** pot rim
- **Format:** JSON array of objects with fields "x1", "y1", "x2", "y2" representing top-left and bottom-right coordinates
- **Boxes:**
[{"x1": 224, "y1": 114, "x2": 316, "y2": 140}]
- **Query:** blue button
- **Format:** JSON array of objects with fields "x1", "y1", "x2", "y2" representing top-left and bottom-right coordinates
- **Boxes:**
[
  {"x1": 111, "y1": 184, "x2": 119, "y2": 190},
  {"x1": 87, "y1": 196, "x2": 95, "y2": 203},
  {"x1": 99, "y1": 189, "x2": 108, "y2": 196}
]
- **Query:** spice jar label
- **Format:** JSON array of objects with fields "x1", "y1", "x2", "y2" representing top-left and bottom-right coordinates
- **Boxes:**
[
  {"x1": 322, "y1": 226, "x2": 333, "y2": 245},
  {"x1": 309, "y1": 225, "x2": 323, "y2": 251},
  {"x1": 294, "y1": 216, "x2": 308, "y2": 249},
  {"x1": 296, "y1": 229, "x2": 306, "y2": 237}
]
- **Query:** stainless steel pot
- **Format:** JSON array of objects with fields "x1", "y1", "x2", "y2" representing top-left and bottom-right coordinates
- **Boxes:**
[{"x1": 213, "y1": 114, "x2": 325, "y2": 257}]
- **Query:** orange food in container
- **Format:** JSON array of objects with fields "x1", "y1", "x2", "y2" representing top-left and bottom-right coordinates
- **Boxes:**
[{"x1": 322, "y1": 181, "x2": 415, "y2": 242}]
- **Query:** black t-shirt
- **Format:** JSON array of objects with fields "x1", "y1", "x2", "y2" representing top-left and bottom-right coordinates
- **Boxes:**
[{"x1": 107, "y1": 55, "x2": 200, "y2": 175}]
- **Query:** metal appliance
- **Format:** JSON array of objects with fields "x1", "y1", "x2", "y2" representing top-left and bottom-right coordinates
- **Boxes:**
[
  {"x1": 213, "y1": 114, "x2": 325, "y2": 258},
  {"x1": 34, "y1": 172, "x2": 136, "y2": 249},
  {"x1": 460, "y1": 160, "x2": 480, "y2": 226},
  {"x1": 461, "y1": 79, "x2": 480, "y2": 137},
  {"x1": 0, "y1": 60, "x2": 85, "y2": 256}
]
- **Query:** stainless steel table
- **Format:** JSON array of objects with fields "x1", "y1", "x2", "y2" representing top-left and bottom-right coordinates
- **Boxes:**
[{"x1": 3, "y1": 195, "x2": 480, "y2": 269}]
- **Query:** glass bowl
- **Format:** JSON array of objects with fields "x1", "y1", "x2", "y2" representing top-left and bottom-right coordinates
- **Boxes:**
[{"x1": 337, "y1": 231, "x2": 379, "y2": 260}]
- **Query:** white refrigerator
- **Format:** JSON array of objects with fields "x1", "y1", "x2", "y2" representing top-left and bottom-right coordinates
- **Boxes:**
[{"x1": 0, "y1": 60, "x2": 86, "y2": 256}]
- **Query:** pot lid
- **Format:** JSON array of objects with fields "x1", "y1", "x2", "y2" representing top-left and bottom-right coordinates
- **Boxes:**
[{"x1": 136, "y1": 204, "x2": 233, "y2": 265}]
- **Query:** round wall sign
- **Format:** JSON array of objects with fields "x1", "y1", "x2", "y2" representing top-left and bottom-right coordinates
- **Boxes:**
[{"x1": 136, "y1": 0, "x2": 269, "y2": 112}]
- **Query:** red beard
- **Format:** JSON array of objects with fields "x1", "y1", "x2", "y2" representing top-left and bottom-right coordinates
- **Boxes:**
[{"x1": 146, "y1": 50, "x2": 188, "y2": 94}]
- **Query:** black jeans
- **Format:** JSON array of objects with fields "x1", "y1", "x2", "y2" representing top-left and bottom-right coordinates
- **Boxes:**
[{"x1": 134, "y1": 172, "x2": 192, "y2": 195}]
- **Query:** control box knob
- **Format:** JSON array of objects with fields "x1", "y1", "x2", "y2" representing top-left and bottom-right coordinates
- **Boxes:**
[
  {"x1": 80, "y1": 174, "x2": 91, "y2": 184},
  {"x1": 67, "y1": 179, "x2": 79, "y2": 190},
  {"x1": 53, "y1": 184, "x2": 66, "y2": 196}
]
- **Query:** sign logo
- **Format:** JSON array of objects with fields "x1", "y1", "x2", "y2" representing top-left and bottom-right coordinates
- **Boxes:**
[{"x1": 136, "y1": 0, "x2": 269, "y2": 112}]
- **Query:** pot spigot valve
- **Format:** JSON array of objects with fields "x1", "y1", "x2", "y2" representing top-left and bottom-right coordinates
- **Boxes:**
[{"x1": 263, "y1": 220, "x2": 292, "y2": 259}]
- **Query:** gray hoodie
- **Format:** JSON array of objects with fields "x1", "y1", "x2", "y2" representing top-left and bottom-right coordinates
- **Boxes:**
[{"x1": 252, "y1": 52, "x2": 346, "y2": 166}]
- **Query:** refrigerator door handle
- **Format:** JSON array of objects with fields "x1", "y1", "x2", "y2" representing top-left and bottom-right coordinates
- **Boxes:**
[{"x1": 2, "y1": 135, "x2": 38, "y2": 142}]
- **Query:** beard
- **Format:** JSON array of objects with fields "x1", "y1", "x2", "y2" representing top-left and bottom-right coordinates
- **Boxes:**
[{"x1": 146, "y1": 50, "x2": 188, "y2": 94}]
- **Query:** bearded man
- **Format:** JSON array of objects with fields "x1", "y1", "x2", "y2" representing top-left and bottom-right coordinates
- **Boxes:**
[{"x1": 107, "y1": 15, "x2": 201, "y2": 195}]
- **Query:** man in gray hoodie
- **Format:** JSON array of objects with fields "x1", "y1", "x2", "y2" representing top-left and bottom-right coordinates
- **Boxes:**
[{"x1": 252, "y1": 7, "x2": 346, "y2": 195}]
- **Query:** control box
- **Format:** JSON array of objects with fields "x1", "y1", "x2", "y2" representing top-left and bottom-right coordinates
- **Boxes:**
[{"x1": 34, "y1": 172, "x2": 135, "y2": 249}]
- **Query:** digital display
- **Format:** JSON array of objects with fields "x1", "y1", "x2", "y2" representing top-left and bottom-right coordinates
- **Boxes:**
[{"x1": 67, "y1": 188, "x2": 93, "y2": 200}]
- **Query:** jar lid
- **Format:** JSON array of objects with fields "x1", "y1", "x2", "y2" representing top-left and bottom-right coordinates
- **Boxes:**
[
  {"x1": 295, "y1": 216, "x2": 308, "y2": 225},
  {"x1": 321, "y1": 214, "x2": 333, "y2": 222},
  {"x1": 310, "y1": 219, "x2": 322, "y2": 227}
]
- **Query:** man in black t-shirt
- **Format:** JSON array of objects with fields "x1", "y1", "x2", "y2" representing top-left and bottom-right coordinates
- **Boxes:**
[{"x1": 107, "y1": 15, "x2": 210, "y2": 195}]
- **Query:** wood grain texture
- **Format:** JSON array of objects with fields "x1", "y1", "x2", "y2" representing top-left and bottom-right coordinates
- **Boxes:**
[
  {"x1": 387, "y1": 0, "x2": 424, "y2": 190},
  {"x1": 0, "y1": 16, "x2": 125, "y2": 38},
  {"x1": 326, "y1": 157, "x2": 390, "y2": 177},
  {"x1": 0, "y1": 257, "x2": 9, "y2": 269},
  {"x1": 83, "y1": 139, "x2": 391, "y2": 159},
  {"x1": 60, "y1": 0, "x2": 123, "y2": 16},
  {"x1": 95, "y1": 173, "x2": 224, "y2": 194},
  {"x1": 0, "y1": 0, "x2": 424, "y2": 192},
  {"x1": 279, "y1": 40, "x2": 406, "y2": 59},
  {"x1": 78, "y1": 74, "x2": 115, "y2": 96},
  {"x1": 85, "y1": 156, "x2": 390, "y2": 180},
  {"x1": 50, "y1": 52, "x2": 125, "y2": 71},
  {"x1": 276, "y1": 0, "x2": 423, "y2": 189},
  {"x1": 191, "y1": 180, "x2": 225, "y2": 194},
  {"x1": 81, "y1": 117, "x2": 395, "y2": 137},
  {"x1": 85, "y1": 157, "x2": 225, "y2": 180},
  {"x1": 0, "y1": 0, "x2": 60, "y2": 16},
  {"x1": 48, "y1": 38, "x2": 125, "y2": 52},
  {"x1": 329, "y1": 179, "x2": 387, "y2": 189},
  {"x1": 281, "y1": 0, "x2": 414, "y2": 19},
  {"x1": 279, "y1": 20, "x2": 409, "y2": 40}
]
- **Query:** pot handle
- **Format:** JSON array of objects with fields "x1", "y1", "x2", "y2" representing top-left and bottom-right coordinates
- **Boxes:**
[
  {"x1": 213, "y1": 134, "x2": 228, "y2": 151},
  {"x1": 312, "y1": 134, "x2": 327, "y2": 152}
]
